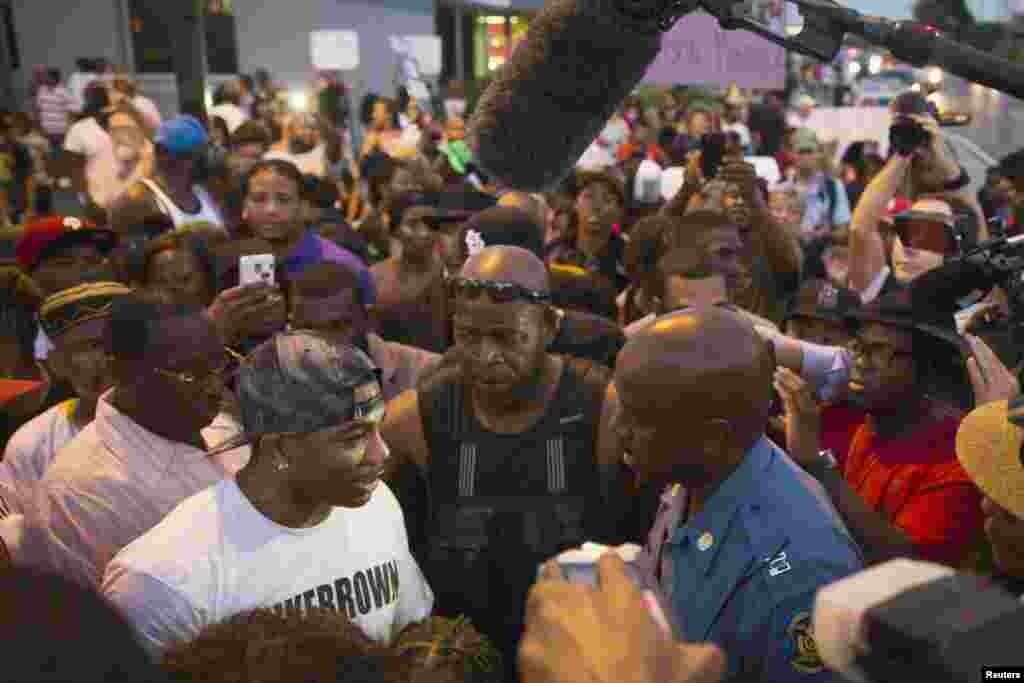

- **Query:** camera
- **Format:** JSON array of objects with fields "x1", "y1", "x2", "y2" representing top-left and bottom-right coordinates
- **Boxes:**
[{"x1": 889, "y1": 117, "x2": 932, "y2": 156}]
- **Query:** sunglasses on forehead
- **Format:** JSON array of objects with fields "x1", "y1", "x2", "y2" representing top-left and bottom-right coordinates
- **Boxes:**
[{"x1": 446, "y1": 276, "x2": 552, "y2": 305}]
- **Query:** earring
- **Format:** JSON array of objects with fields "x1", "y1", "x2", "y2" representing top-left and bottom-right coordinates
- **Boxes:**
[{"x1": 272, "y1": 440, "x2": 291, "y2": 473}]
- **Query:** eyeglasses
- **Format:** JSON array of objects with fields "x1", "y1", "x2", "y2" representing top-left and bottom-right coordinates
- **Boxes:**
[
  {"x1": 446, "y1": 276, "x2": 552, "y2": 305},
  {"x1": 153, "y1": 363, "x2": 231, "y2": 387},
  {"x1": 847, "y1": 338, "x2": 914, "y2": 366}
]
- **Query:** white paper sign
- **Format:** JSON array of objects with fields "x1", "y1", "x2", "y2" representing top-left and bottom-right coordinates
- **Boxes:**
[
  {"x1": 310, "y1": 30, "x2": 360, "y2": 71},
  {"x1": 389, "y1": 35, "x2": 442, "y2": 77}
]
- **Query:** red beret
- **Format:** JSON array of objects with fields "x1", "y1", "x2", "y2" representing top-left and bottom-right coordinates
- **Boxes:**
[{"x1": 15, "y1": 216, "x2": 116, "y2": 270}]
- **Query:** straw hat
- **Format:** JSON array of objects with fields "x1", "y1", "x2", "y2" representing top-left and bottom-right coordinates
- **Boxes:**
[
  {"x1": 956, "y1": 397, "x2": 1024, "y2": 519},
  {"x1": 724, "y1": 84, "x2": 746, "y2": 106}
]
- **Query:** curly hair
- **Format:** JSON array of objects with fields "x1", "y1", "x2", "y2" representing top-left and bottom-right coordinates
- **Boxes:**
[
  {"x1": 394, "y1": 616, "x2": 503, "y2": 683},
  {"x1": 161, "y1": 607, "x2": 403, "y2": 683}
]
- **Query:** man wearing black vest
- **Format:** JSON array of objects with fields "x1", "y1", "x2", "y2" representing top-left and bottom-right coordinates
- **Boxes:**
[{"x1": 382, "y1": 245, "x2": 637, "y2": 681}]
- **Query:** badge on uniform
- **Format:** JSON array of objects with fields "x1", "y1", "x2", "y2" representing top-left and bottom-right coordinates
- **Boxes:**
[
  {"x1": 767, "y1": 551, "x2": 791, "y2": 577},
  {"x1": 786, "y1": 610, "x2": 826, "y2": 674}
]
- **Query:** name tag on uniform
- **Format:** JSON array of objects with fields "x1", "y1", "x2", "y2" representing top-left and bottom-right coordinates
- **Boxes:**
[{"x1": 767, "y1": 551, "x2": 791, "y2": 577}]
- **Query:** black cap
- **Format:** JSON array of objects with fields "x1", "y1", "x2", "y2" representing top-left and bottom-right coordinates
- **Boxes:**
[
  {"x1": 784, "y1": 279, "x2": 862, "y2": 325},
  {"x1": 891, "y1": 91, "x2": 934, "y2": 118},
  {"x1": 460, "y1": 206, "x2": 545, "y2": 261}
]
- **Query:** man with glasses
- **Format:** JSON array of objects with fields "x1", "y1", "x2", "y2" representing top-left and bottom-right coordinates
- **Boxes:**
[
  {"x1": 0, "y1": 294, "x2": 246, "y2": 587},
  {"x1": 102, "y1": 333, "x2": 432, "y2": 655},
  {"x1": 1, "y1": 282, "x2": 131, "y2": 493},
  {"x1": 382, "y1": 245, "x2": 635, "y2": 681},
  {"x1": 766, "y1": 284, "x2": 985, "y2": 568}
]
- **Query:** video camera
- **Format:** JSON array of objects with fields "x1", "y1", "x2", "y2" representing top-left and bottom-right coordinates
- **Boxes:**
[{"x1": 815, "y1": 559, "x2": 1024, "y2": 683}]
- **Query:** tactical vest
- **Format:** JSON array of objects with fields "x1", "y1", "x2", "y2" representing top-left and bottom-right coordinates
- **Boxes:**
[{"x1": 419, "y1": 358, "x2": 615, "y2": 654}]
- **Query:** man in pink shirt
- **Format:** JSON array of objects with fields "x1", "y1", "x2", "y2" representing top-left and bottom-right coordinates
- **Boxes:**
[
  {"x1": 0, "y1": 294, "x2": 245, "y2": 587},
  {"x1": 1, "y1": 282, "x2": 132, "y2": 492}
]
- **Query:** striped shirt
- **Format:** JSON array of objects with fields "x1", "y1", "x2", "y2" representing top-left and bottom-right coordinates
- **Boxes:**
[{"x1": 35, "y1": 85, "x2": 76, "y2": 136}]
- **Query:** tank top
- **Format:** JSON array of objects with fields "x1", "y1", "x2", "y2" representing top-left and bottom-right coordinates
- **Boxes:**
[
  {"x1": 139, "y1": 178, "x2": 226, "y2": 231},
  {"x1": 419, "y1": 358, "x2": 624, "y2": 678}
]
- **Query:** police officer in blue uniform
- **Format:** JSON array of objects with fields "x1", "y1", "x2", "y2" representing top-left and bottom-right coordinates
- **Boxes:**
[{"x1": 615, "y1": 306, "x2": 863, "y2": 682}]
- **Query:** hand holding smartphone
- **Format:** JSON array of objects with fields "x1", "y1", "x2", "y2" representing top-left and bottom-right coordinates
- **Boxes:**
[{"x1": 239, "y1": 254, "x2": 276, "y2": 287}]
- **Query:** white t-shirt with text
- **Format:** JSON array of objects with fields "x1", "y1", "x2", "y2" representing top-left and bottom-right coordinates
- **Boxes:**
[{"x1": 102, "y1": 479, "x2": 433, "y2": 656}]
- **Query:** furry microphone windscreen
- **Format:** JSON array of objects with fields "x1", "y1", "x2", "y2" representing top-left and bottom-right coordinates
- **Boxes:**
[{"x1": 467, "y1": 0, "x2": 664, "y2": 193}]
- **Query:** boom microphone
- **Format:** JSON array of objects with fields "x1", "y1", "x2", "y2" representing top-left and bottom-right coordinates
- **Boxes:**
[{"x1": 467, "y1": 0, "x2": 695, "y2": 193}]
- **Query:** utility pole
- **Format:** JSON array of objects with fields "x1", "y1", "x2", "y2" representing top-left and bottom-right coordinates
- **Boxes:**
[{"x1": 157, "y1": 0, "x2": 209, "y2": 121}]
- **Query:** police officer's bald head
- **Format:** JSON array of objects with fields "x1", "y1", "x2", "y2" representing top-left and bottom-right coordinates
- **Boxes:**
[{"x1": 616, "y1": 306, "x2": 774, "y2": 444}]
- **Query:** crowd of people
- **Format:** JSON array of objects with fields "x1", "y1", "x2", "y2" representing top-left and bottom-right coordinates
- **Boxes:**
[{"x1": 2, "y1": 57, "x2": 1024, "y2": 683}]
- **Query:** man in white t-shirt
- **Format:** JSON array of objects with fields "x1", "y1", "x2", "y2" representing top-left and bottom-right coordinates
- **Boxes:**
[
  {"x1": 1, "y1": 282, "x2": 132, "y2": 493},
  {"x1": 102, "y1": 332, "x2": 433, "y2": 656}
]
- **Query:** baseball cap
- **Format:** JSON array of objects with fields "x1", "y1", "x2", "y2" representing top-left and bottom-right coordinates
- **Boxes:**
[
  {"x1": 460, "y1": 206, "x2": 545, "y2": 261},
  {"x1": 784, "y1": 279, "x2": 862, "y2": 326},
  {"x1": 15, "y1": 216, "x2": 116, "y2": 271},
  {"x1": 956, "y1": 396, "x2": 1024, "y2": 519},
  {"x1": 155, "y1": 115, "x2": 209, "y2": 157},
  {"x1": 390, "y1": 190, "x2": 477, "y2": 230},
  {"x1": 207, "y1": 332, "x2": 383, "y2": 458}
]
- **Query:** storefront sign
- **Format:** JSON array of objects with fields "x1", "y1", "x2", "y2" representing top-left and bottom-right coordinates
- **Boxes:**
[
  {"x1": 644, "y1": 11, "x2": 785, "y2": 89},
  {"x1": 310, "y1": 30, "x2": 360, "y2": 71}
]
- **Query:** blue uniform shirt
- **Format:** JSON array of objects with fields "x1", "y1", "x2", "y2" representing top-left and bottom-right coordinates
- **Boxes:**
[{"x1": 664, "y1": 438, "x2": 863, "y2": 682}]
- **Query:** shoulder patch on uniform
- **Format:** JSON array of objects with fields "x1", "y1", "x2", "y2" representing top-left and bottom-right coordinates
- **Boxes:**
[{"x1": 786, "y1": 610, "x2": 825, "y2": 674}]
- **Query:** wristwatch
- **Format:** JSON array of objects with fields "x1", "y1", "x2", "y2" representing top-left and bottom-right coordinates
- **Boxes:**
[{"x1": 816, "y1": 449, "x2": 839, "y2": 471}]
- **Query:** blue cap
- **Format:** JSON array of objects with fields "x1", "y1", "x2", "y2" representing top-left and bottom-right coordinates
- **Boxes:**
[{"x1": 155, "y1": 115, "x2": 208, "y2": 156}]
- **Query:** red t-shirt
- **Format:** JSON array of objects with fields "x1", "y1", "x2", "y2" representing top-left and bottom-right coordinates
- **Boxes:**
[
  {"x1": 843, "y1": 414, "x2": 984, "y2": 567},
  {"x1": 820, "y1": 403, "x2": 866, "y2": 470}
]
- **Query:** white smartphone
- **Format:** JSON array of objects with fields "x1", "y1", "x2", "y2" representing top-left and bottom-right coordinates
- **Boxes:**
[{"x1": 239, "y1": 254, "x2": 275, "y2": 287}]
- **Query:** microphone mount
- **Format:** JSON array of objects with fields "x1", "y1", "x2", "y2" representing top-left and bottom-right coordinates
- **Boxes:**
[{"x1": 687, "y1": 0, "x2": 1024, "y2": 100}]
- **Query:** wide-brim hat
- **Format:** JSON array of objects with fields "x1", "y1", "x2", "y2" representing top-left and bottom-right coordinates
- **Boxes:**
[
  {"x1": 784, "y1": 279, "x2": 862, "y2": 326},
  {"x1": 956, "y1": 397, "x2": 1024, "y2": 519},
  {"x1": 843, "y1": 265, "x2": 975, "y2": 356}
]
